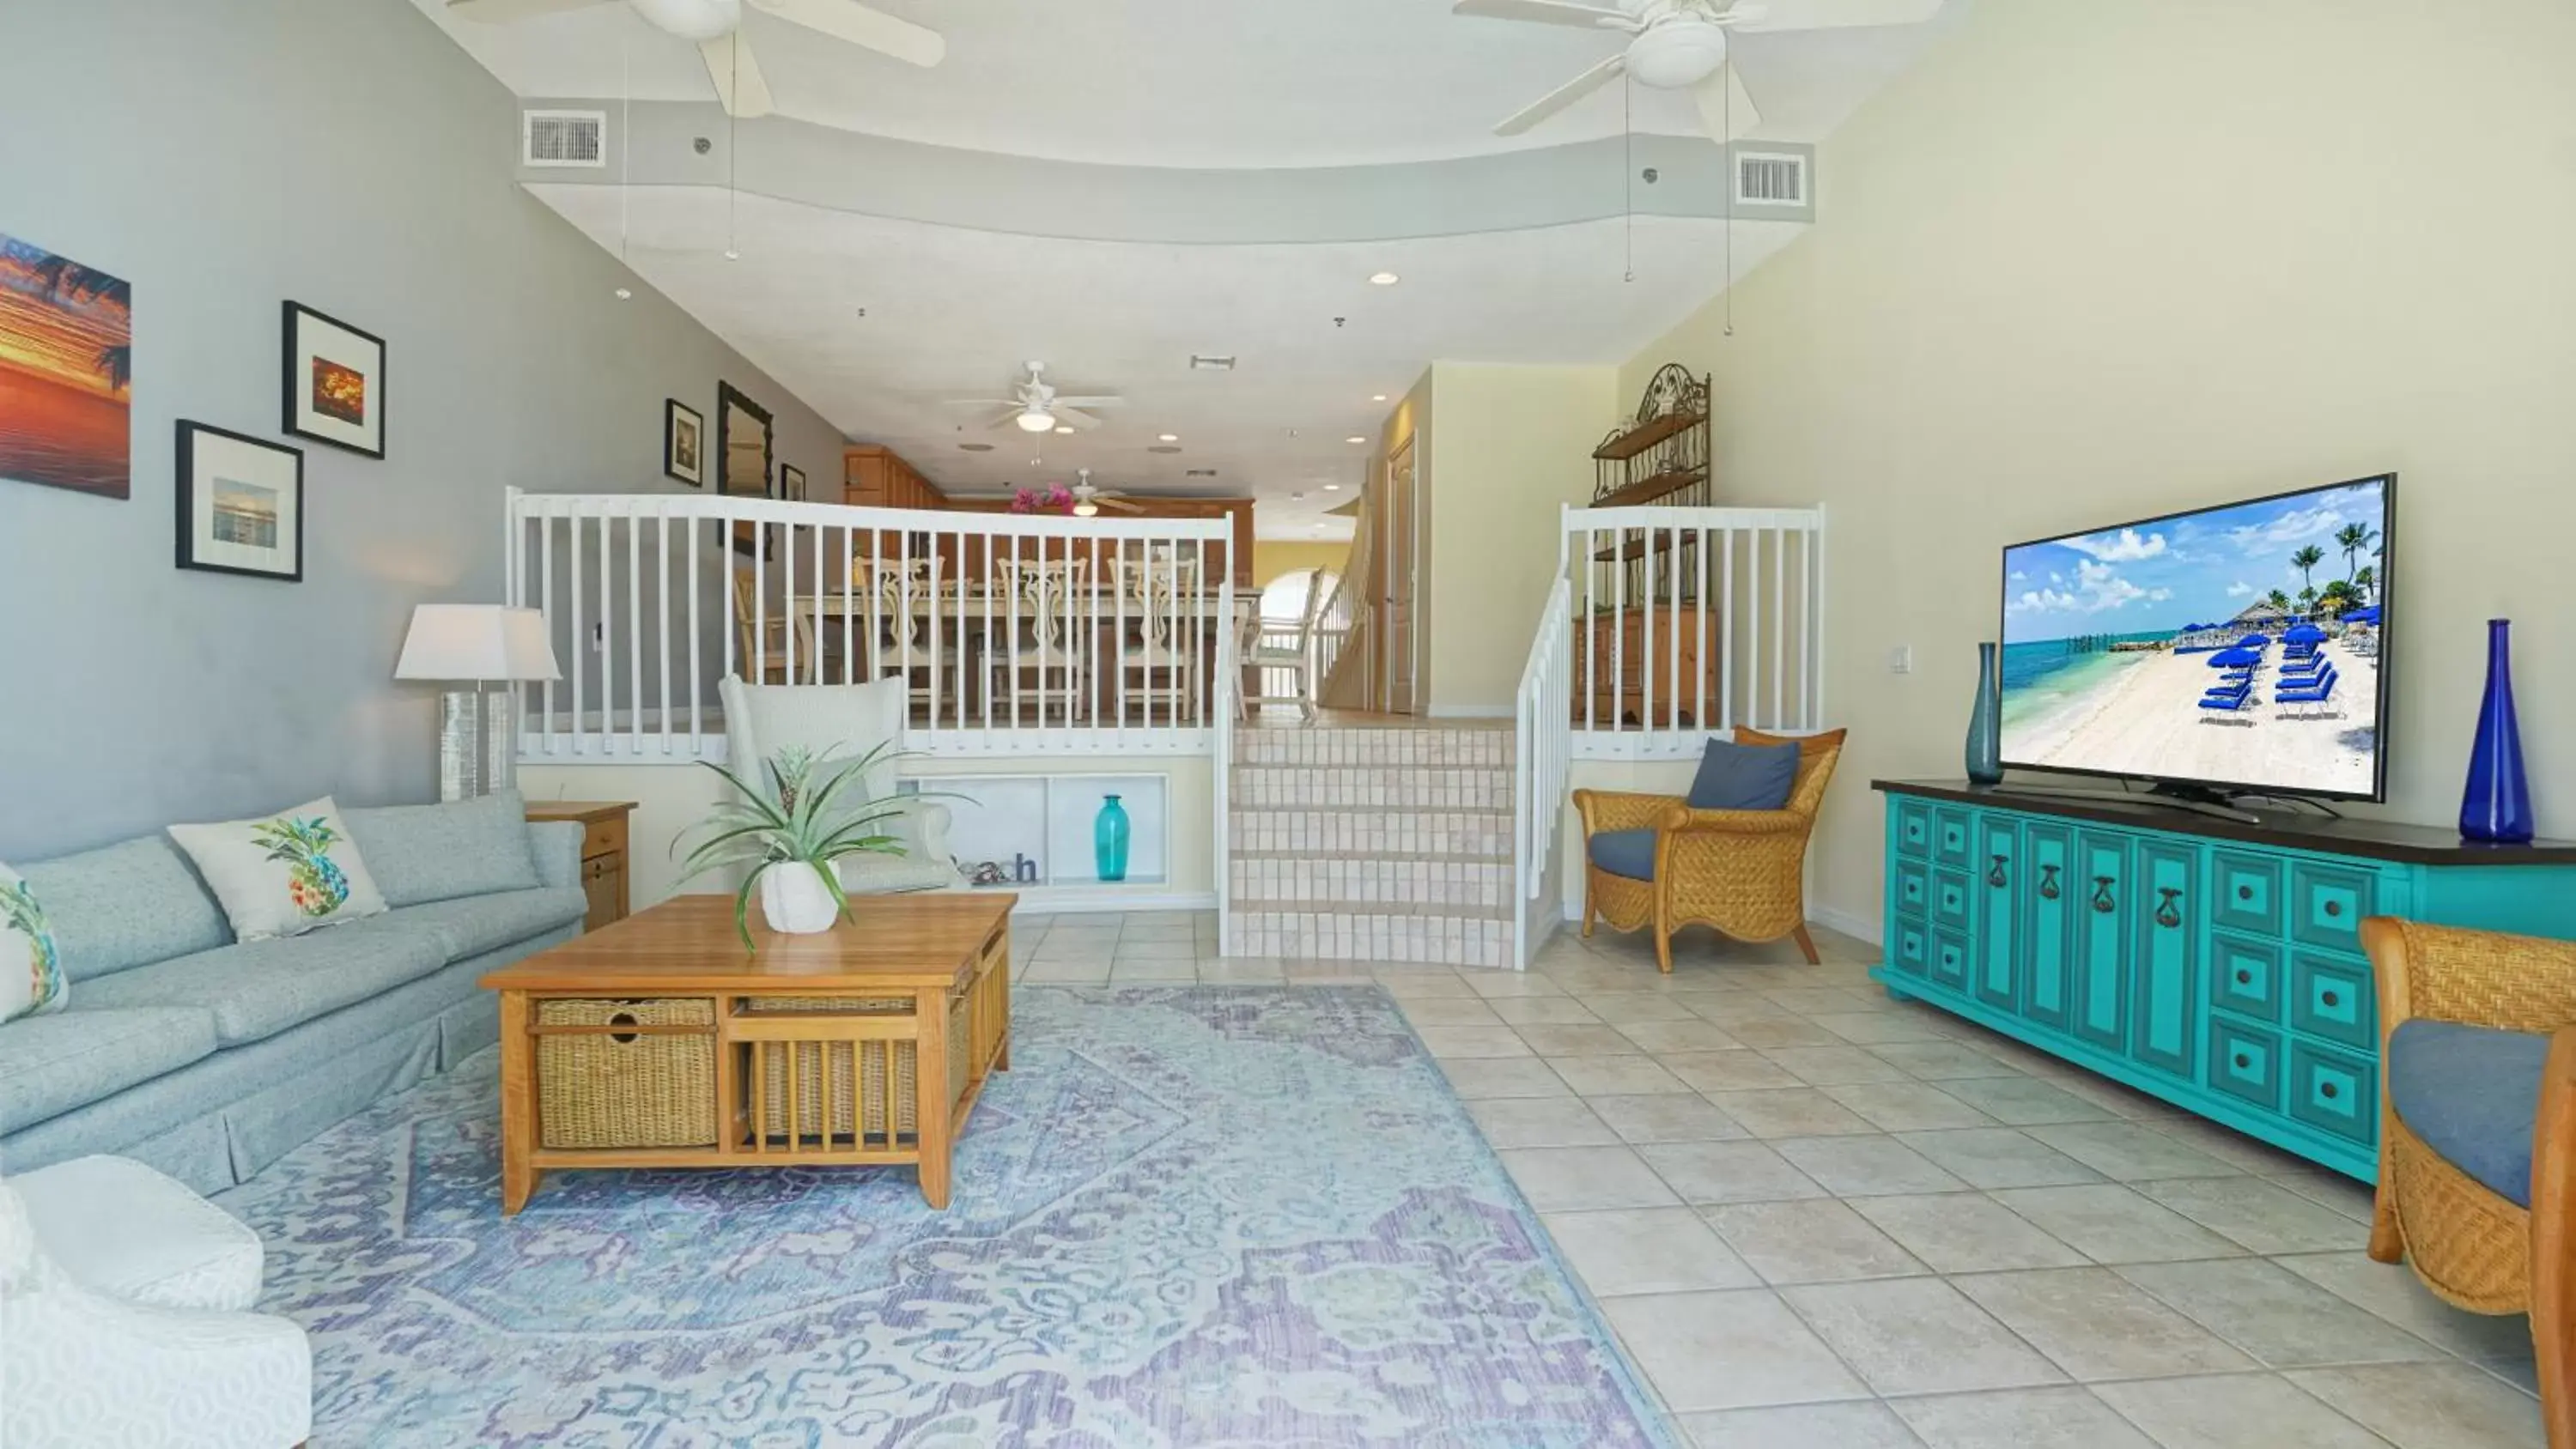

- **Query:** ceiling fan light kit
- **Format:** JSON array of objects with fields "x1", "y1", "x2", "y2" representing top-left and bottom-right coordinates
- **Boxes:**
[{"x1": 448, "y1": 0, "x2": 944, "y2": 122}]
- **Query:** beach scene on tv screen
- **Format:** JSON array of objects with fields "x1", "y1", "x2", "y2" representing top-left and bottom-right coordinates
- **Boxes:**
[{"x1": 2000, "y1": 479, "x2": 2387, "y2": 797}]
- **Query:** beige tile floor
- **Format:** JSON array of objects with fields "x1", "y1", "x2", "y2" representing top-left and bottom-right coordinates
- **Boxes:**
[{"x1": 1006, "y1": 909, "x2": 2548, "y2": 1449}]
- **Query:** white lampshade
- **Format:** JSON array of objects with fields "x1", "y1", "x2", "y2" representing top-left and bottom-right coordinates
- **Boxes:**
[{"x1": 394, "y1": 604, "x2": 562, "y2": 682}]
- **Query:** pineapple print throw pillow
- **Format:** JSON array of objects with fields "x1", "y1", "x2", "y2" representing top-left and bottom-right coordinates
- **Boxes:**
[
  {"x1": 1, "y1": 863, "x2": 66, "y2": 1022},
  {"x1": 168, "y1": 797, "x2": 390, "y2": 941}
]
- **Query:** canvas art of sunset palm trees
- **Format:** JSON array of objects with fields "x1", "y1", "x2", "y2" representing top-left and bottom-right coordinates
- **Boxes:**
[{"x1": 0, "y1": 233, "x2": 131, "y2": 500}]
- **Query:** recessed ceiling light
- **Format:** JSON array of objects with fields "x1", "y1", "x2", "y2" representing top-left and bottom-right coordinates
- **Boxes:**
[
  {"x1": 1323, "y1": 483, "x2": 1341, "y2": 491},
  {"x1": 613, "y1": 287, "x2": 632, "y2": 300},
  {"x1": 1369, "y1": 271, "x2": 1400, "y2": 286},
  {"x1": 1313, "y1": 524, "x2": 1327, "y2": 534},
  {"x1": 723, "y1": 249, "x2": 741, "y2": 261},
  {"x1": 958, "y1": 443, "x2": 994, "y2": 452},
  {"x1": 1157, "y1": 433, "x2": 1179, "y2": 443},
  {"x1": 1370, "y1": 394, "x2": 1388, "y2": 403},
  {"x1": 1345, "y1": 436, "x2": 1367, "y2": 445},
  {"x1": 1291, "y1": 492, "x2": 1305, "y2": 501}
]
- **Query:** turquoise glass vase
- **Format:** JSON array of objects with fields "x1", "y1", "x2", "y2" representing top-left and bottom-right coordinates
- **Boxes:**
[
  {"x1": 1094, "y1": 794, "x2": 1131, "y2": 882},
  {"x1": 1965, "y1": 642, "x2": 2004, "y2": 785}
]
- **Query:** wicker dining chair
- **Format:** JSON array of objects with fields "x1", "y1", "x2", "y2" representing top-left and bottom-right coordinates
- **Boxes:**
[
  {"x1": 1571, "y1": 726, "x2": 1846, "y2": 973},
  {"x1": 2360, "y1": 917, "x2": 2575, "y2": 1446}
]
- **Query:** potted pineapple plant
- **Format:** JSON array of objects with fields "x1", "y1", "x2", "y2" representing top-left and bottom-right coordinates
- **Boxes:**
[{"x1": 675, "y1": 743, "x2": 914, "y2": 948}]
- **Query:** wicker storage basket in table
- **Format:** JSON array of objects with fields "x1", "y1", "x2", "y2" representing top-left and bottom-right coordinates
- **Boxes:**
[
  {"x1": 534, "y1": 997, "x2": 720, "y2": 1149},
  {"x1": 744, "y1": 996, "x2": 972, "y2": 1143}
]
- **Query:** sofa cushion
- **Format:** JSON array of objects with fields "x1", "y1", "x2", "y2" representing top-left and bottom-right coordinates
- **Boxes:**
[
  {"x1": 17, "y1": 837, "x2": 231, "y2": 983},
  {"x1": 167, "y1": 797, "x2": 391, "y2": 942},
  {"x1": 390, "y1": 887, "x2": 589, "y2": 961},
  {"x1": 1589, "y1": 828, "x2": 1658, "y2": 882},
  {"x1": 2388, "y1": 1018, "x2": 2550, "y2": 1210},
  {"x1": 343, "y1": 791, "x2": 541, "y2": 907},
  {"x1": 70, "y1": 923, "x2": 447, "y2": 1048},
  {"x1": 1685, "y1": 737, "x2": 1800, "y2": 812},
  {"x1": 0, "y1": 1009, "x2": 221, "y2": 1135}
]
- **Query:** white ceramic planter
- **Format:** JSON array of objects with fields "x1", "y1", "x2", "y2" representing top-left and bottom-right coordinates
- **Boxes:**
[{"x1": 758, "y1": 861, "x2": 840, "y2": 934}]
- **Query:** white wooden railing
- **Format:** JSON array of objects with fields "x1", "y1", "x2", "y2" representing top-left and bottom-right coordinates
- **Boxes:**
[
  {"x1": 504, "y1": 489, "x2": 1241, "y2": 760},
  {"x1": 1514, "y1": 574, "x2": 1576, "y2": 967},
  {"x1": 1561, "y1": 503, "x2": 1827, "y2": 759}
]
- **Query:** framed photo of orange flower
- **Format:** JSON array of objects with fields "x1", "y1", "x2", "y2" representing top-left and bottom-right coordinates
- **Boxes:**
[{"x1": 283, "y1": 300, "x2": 386, "y2": 458}]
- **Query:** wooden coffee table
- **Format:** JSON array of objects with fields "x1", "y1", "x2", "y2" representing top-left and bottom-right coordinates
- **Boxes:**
[{"x1": 479, "y1": 892, "x2": 1012, "y2": 1213}]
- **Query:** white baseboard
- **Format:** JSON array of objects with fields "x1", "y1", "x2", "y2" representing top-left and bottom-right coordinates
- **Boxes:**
[
  {"x1": 1810, "y1": 902, "x2": 1884, "y2": 950},
  {"x1": 1426, "y1": 704, "x2": 1515, "y2": 719}
]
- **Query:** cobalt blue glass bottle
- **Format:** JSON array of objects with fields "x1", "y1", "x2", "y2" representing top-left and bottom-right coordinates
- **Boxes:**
[
  {"x1": 1094, "y1": 794, "x2": 1132, "y2": 882},
  {"x1": 2460, "y1": 619, "x2": 2535, "y2": 842},
  {"x1": 1965, "y1": 642, "x2": 2004, "y2": 786}
]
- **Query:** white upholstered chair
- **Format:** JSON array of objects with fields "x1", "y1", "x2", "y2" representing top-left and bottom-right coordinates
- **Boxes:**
[
  {"x1": 2, "y1": 1155, "x2": 312, "y2": 1449},
  {"x1": 719, "y1": 674, "x2": 955, "y2": 893}
]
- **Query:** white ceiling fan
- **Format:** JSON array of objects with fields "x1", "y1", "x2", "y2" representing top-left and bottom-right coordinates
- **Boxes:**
[
  {"x1": 446, "y1": 0, "x2": 943, "y2": 119},
  {"x1": 1456, "y1": 0, "x2": 1943, "y2": 141},
  {"x1": 949, "y1": 363, "x2": 1127, "y2": 435},
  {"x1": 1068, "y1": 470, "x2": 1145, "y2": 517}
]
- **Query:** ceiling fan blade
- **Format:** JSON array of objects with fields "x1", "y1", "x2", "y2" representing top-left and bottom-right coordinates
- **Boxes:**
[
  {"x1": 1722, "y1": 0, "x2": 1942, "y2": 31},
  {"x1": 1054, "y1": 408, "x2": 1105, "y2": 432},
  {"x1": 1100, "y1": 496, "x2": 1148, "y2": 514},
  {"x1": 1453, "y1": 0, "x2": 1639, "y2": 30},
  {"x1": 1691, "y1": 60, "x2": 1761, "y2": 140},
  {"x1": 745, "y1": 0, "x2": 945, "y2": 66},
  {"x1": 1327, "y1": 497, "x2": 1365, "y2": 518},
  {"x1": 1050, "y1": 395, "x2": 1126, "y2": 409},
  {"x1": 699, "y1": 33, "x2": 775, "y2": 118},
  {"x1": 1495, "y1": 54, "x2": 1625, "y2": 137},
  {"x1": 942, "y1": 397, "x2": 1022, "y2": 407},
  {"x1": 979, "y1": 408, "x2": 1026, "y2": 430},
  {"x1": 445, "y1": 0, "x2": 607, "y2": 21}
]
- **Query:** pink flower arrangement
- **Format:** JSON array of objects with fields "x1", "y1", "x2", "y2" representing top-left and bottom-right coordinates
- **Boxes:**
[{"x1": 1008, "y1": 484, "x2": 1077, "y2": 515}]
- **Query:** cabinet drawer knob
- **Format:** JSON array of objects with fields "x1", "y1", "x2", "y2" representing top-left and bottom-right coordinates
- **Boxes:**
[
  {"x1": 2237, "y1": 883, "x2": 2254, "y2": 901},
  {"x1": 2320, "y1": 1081, "x2": 2341, "y2": 1100},
  {"x1": 2233, "y1": 1052, "x2": 2251, "y2": 1070},
  {"x1": 2234, "y1": 969, "x2": 2253, "y2": 985},
  {"x1": 2320, "y1": 990, "x2": 2341, "y2": 1009},
  {"x1": 2324, "y1": 900, "x2": 2344, "y2": 919}
]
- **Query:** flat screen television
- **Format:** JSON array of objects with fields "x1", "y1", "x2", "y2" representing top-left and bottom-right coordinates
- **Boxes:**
[{"x1": 1999, "y1": 475, "x2": 2394, "y2": 803}]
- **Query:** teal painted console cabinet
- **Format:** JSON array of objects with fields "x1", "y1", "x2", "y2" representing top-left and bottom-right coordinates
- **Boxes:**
[{"x1": 1873, "y1": 781, "x2": 2576, "y2": 1181}]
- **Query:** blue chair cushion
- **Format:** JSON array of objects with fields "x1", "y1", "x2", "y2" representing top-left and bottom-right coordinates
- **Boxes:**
[
  {"x1": 2387, "y1": 1018, "x2": 2551, "y2": 1209},
  {"x1": 1589, "y1": 828, "x2": 1658, "y2": 882},
  {"x1": 1686, "y1": 738, "x2": 1799, "y2": 812}
]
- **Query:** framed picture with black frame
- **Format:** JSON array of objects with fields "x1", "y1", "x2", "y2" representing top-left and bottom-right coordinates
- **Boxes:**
[
  {"x1": 281, "y1": 301, "x2": 386, "y2": 458},
  {"x1": 716, "y1": 380, "x2": 773, "y2": 557},
  {"x1": 175, "y1": 421, "x2": 304, "y2": 582},
  {"x1": 665, "y1": 398, "x2": 704, "y2": 486}
]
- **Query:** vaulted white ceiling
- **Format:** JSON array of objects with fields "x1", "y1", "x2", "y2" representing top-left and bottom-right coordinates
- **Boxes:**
[{"x1": 408, "y1": 0, "x2": 1958, "y2": 536}]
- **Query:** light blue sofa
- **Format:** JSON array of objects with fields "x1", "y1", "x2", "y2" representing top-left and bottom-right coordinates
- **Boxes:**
[{"x1": 0, "y1": 792, "x2": 588, "y2": 1194}]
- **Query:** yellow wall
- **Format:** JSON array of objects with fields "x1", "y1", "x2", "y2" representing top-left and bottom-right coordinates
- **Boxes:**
[
  {"x1": 1251, "y1": 541, "x2": 1352, "y2": 587},
  {"x1": 1620, "y1": 0, "x2": 2576, "y2": 939},
  {"x1": 1425, "y1": 362, "x2": 1620, "y2": 714}
]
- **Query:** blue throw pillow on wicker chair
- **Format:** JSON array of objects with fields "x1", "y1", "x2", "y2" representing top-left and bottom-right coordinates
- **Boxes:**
[{"x1": 1686, "y1": 738, "x2": 1800, "y2": 811}]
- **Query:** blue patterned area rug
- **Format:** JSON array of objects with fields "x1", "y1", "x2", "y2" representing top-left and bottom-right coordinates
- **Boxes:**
[{"x1": 218, "y1": 985, "x2": 1679, "y2": 1448}]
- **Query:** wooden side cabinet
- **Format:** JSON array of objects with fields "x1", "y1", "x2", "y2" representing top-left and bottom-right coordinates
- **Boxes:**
[{"x1": 524, "y1": 800, "x2": 636, "y2": 931}]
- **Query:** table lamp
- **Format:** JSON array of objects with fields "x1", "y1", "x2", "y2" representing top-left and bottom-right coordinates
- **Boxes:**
[{"x1": 394, "y1": 604, "x2": 561, "y2": 801}]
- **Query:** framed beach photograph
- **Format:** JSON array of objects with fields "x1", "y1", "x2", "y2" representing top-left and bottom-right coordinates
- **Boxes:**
[
  {"x1": 283, "y1": 301, "x2": 386, "y2": 458},
  {"x1": 0, "y1": 232, "x2": 132, "y2": 500},
  {"x1": 176, "y1": 422, "x2": 304, "y2": 582},
  {"x1": 665, "y1": 398, "x2": 703, "y2": 486}
]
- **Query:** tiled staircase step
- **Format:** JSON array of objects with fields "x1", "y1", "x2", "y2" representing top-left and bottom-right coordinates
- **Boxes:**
[
  {"x1": 1228, "y1": 856, "x2": 1512, "y2": 912},
  {"x1": 1228, "y1": 807, "x2": 1513, "y2": 858},
  {"x1": 1224, "y1": 908, "x2": 1511, "y2": 968},
  {"x1": 1232, "y1": 766, "x2": 1509, "y2": 810},
  {"x1": 1233, "y1": 728, "x2": 1513, "y2": 768}
]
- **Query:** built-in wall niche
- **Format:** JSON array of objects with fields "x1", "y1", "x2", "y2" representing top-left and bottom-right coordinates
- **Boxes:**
[{"x1": 898, "y1": 773, "x2": 1169, "y2": 890}]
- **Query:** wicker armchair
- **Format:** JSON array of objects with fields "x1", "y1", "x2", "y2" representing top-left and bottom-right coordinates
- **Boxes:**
[
  {"x1": 2360, "y1": 917, "x2": 2575, "y2": 1447},
  {"x1": 1571, "y1": 727, "x2": 1845, "y2": 973}
]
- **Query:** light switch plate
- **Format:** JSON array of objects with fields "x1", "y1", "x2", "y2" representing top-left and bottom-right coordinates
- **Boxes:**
[{"x1": 1890, "y1": 645, "x2": 1914, "y2": 675}]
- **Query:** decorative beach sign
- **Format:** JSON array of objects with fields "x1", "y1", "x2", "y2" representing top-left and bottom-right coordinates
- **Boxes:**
[{"x1": 0, "y1": 233, "x2": 131, "y2": 500}]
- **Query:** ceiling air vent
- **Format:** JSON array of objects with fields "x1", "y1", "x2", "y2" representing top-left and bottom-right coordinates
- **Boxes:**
[
  {"x1": 1735, "y1": 152, "x2": 1807, "y2": 208},
  {"x1": 1185, "y1": 468, "x2": 1219, "y2": 478},
  {"x1": 1188, "y1": 355, "x2": 1237, "y2": 372},
  {"x1": 523, "y1": 110, "x2": 607, "y2": 168}
]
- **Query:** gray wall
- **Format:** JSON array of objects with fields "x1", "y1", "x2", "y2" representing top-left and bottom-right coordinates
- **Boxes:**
[{"x1": 0, "y1": 0, "x2": 846, "y2": 859}]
